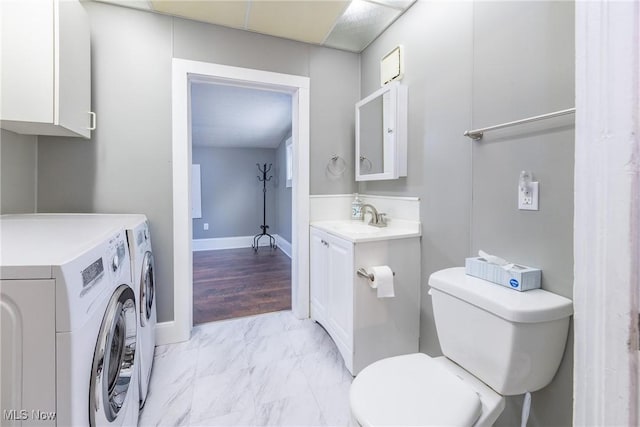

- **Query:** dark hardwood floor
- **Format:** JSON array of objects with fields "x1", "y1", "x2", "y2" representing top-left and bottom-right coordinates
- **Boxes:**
[{"x1": 192, "y1": 247, "x2": 292, "y2": 324}]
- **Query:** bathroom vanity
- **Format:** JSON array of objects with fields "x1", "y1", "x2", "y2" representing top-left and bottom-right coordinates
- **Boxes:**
[{"x1": 310, "y1": 220, "x2": 421, "y2": 375}]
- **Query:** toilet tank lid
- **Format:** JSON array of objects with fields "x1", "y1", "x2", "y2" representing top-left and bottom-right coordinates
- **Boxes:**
[{"x1": 428, "y1": 267, "x2": 573, "y2": 323}]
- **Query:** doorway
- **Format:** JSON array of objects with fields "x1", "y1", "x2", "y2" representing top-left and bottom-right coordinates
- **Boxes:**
[
  {"x1": 170, "y1": 59, "x2": 310, "y2": 344},
  {"x1": 190, "y1": 82, "x2": 293, "y2": 324}
]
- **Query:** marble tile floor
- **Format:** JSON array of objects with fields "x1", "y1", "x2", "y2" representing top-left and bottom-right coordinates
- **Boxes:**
[{"x1": 139, "y1": 310, "x2": 355, "y2": 427}]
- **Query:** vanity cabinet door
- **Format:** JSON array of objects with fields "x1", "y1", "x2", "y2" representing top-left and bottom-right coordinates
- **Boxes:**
[
  {"x1": 326, "y1": 234, "x2": 354, "y2": 357},
  {"x1": 310, "y1": 228, "x2": 328, "y2": 324},
  {"x1": 309, "y1": 226, "x2": 355, "y2": 373}
]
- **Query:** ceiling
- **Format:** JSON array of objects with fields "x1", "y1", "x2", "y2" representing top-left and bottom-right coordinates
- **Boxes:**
[
  {"x1": 190, "y1": 83, "x2": 292, "y2": 149},
  {"x1": 94, "y1": 0, "x2": 416, "y2": 52}
]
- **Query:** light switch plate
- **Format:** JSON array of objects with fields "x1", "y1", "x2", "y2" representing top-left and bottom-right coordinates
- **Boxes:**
[{"x1": 518, "y1": 182, "x2": 539, "y2": 210}]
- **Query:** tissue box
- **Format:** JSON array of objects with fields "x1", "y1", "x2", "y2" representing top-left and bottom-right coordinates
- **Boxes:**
[{"x1": 465, "y1": 257, "x2": 541, "y2": 291}]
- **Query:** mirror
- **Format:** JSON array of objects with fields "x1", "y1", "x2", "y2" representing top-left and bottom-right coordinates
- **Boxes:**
[
  {"x1": 355, "y1": 82, "x2": 407, "y2": 181},
  {"x1": 359, "y1": 95, "x2": 385, "y2": 175}
]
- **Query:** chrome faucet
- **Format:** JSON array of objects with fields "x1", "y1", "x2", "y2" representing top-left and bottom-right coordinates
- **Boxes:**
[{"x1": 361, "y1": 204, "x2": 388, "y2": 227}]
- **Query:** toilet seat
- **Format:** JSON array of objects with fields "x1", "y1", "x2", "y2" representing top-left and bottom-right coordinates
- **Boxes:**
[
  {"x1": 350, "y1": 353, "x2": 506, "y2": 427},
  {"x1": 350, "y1": 353, "x2": 483, "y2": 426}
]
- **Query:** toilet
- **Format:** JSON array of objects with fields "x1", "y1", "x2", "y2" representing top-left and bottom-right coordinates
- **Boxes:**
[{"x1": 350, "y1": 267, "x2": 573, "y2": 427}]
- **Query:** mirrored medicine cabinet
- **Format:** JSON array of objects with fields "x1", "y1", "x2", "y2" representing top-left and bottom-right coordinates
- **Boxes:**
[{"x1": 355, "y1": 81, "x2": 407, "y2": 181}]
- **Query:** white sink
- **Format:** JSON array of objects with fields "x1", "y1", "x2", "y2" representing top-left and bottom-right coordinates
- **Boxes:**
[
  {"x1": 310, "y1": 220, "x2": 421, "y2": 243},
  {"x1": 326, "y1": 222, "x2": 383, "y2": 234}
]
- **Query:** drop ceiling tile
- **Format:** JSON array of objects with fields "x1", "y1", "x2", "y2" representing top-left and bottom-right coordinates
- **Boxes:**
[
  {"x1": 373, "y1": 0, "x2": 415, "y2": 10},
  {"x1": 95, "y1": 0, "x2": 153, "y2": 11},
  {"x1": 96, "y1": 0, "x2": 417, "y2": 54},
  {"x1": 324, "y1": 0, "x2": 401, "y2": 52},
  {"x1": 150, "y1": 1, "x2": 248, "y2": 29},
  {"x1": 247, "y1": 0, "x2": 350, "y2": 44}
]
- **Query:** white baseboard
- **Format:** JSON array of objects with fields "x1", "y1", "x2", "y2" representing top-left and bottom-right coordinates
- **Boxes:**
[
  {"x1": 155, "y1": 320, "x2": 189, "y2": 346},
  {"x1": 275, "y1": 235, "x2": 292, "y2": 258},
  {"x1": 192, "y1": 234, "x2": 278, "y2": 251}
]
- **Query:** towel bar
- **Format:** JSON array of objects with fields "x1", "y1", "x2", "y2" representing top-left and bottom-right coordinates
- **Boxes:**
[{"x1": 464, "y1": 107, "x2": 575, "y2": 140}]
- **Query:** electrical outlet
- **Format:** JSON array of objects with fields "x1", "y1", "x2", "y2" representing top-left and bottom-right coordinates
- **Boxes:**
[
  {"x1": 518, "y1": 182, "x2": 539, "y2": 210},
  {"x1": 204, "y1": 223, "x2": 209, "y2": 230}
]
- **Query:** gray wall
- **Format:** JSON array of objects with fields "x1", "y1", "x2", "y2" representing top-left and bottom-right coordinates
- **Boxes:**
[
  {"x1": 359, "y1": 1, "x2": 574, "y2": 426},
  {"x1": 275, "y1": 138, "x2": 292, "y2": 242},
  {"x1": 37, "y1": 4, "x2": 174, "y2": 320},
  {"x1": 309, "y1": 47, "x2": 360, "y2": 192},
  {"x1": 359, "y1": 0, "x2": 474, "y2": 354},
  {"x1": 1, "y1": 130, "x2": 37, "y2": 214},
  {"x1": 174, "y1": 17, "x2": 361, "y2": 195},
  {"x1": 35, "y1": 2, "x2": 360, "y2": 322},
  {"x1": 470, "y1": 3, "x2": 575, "y2": 426},
  {"x1": 192, "y1": 147, "x2": 276, "y2": 240}
]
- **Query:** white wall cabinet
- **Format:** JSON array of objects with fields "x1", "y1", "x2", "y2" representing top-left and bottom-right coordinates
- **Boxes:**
[
  {"x1": 310, "y1": 226, "x2": 420, "y2": 375},
  {"x1": 355, "y1": 82, "x2": 407, "y2": 181},
  {"x1": 1, "y1": 0, "x2": 93, "y2": 138}
]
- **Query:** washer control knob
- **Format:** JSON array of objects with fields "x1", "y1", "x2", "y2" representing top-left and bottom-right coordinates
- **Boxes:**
[{"x1": 112, "y1": 254, "x2": 120, "y2": 272}]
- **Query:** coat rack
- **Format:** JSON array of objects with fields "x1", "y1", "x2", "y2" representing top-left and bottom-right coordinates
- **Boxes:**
[{"x1": 253, "y1": 163, "x2": 276, "y2": 252}]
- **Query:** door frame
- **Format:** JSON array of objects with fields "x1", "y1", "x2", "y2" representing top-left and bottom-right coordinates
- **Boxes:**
[
  {"x1": 574, "y1": 1, "x2": 639, "y2": 424},
  {"x1": 167, "y1": 59, "x2": 310, "y2": 343}
]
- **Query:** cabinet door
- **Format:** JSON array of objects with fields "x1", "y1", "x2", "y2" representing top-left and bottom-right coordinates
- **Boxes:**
[
  {"x1": 0, "y1": 0, "x2": 55, "y2": 124},
  {"x1": 309, "y1": 228, "x2": 328, "y2": 323},
  {"x1": 57, "y1": 0, "x2": 91, "y2": 137},
  {"x1": 326, "y1": 235, "x2": 354, "y2": 352}
]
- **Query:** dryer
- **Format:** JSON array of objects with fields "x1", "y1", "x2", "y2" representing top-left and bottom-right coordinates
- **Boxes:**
[
  {"x1": 122, "y1": 215, "x2": 157, "y2": 407},
  {"x1": 0, "y1": 216, "x2": 140, "y2": 427}
]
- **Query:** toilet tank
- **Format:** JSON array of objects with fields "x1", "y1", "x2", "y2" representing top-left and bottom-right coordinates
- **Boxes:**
[{"x1": 428, "y1": 267, "x2": 573, "y2": 396}]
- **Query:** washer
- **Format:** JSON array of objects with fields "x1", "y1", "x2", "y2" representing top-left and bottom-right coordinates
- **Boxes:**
[
  {"x1": 13, "y1": 213, "x2": 158, "y2": 408},
  {"x1": 0, "y1": 216, "x2": 139, "y2": 427},
  {"x1": 80, "y1": 214, "x2": 157, "y2": 407}
]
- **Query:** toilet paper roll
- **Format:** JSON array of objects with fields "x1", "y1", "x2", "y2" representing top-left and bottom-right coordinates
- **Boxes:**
[{"x1": 371, "y1": 265, "x2": 395, "y2": 298}]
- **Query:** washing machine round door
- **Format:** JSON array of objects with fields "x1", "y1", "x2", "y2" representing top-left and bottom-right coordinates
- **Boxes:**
[
  {"x1": 139, "y1": 252, "x2": 155, "y2": 326},
  {"x1": 90, "y1": 285, "x2": 137, "y2": 426}
]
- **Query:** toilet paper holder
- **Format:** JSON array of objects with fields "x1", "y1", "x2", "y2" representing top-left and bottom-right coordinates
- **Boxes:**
[{"x1": 357, "y1": 267, "x2": 395, "y2": 282}]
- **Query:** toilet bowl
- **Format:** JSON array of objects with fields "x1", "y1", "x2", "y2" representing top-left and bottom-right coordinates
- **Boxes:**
[{"x1": 349, "y1": 267, "x2": 573, "y2": 427}]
